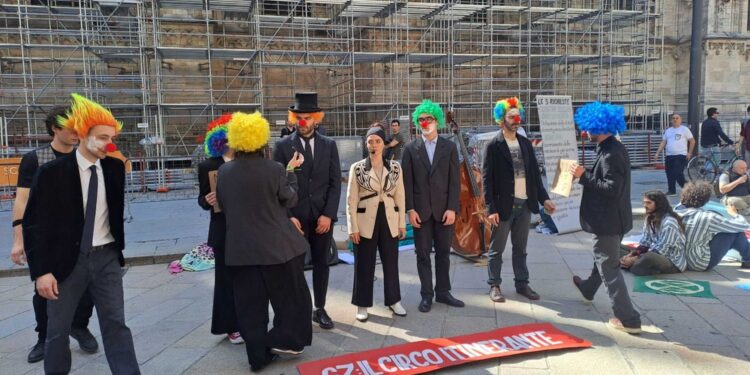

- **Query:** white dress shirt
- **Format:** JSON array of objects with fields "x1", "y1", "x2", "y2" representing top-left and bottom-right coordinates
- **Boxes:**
[{"x1": 76, "y1": 150, "x2": 115, "y2": 246}]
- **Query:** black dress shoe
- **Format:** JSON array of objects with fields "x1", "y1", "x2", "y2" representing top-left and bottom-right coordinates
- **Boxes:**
[
  {"x1": 27, "y1": 339, "x2": 45, "y2": 363},
  {"x1": 251, "y1": 354, "x2": 279, "y2": 372},
  {"x1": 418, "y1": 298, "x2": 432, "y2": 313},
  {"x1": 573, "y1": 276, "x2": 595, "y2": 301},
  {"x1": 516, "y1": 284, "x2": 540, "y2": 300},
  {"x1": 312, "y1": 308, "x2": 335, "y2": 330},
  {"x1": 435, "y1": 293, "x2": 464, "y2": 307},
  {"x1": 71, "y1": 327, "x2": 99, "y2": 354}
]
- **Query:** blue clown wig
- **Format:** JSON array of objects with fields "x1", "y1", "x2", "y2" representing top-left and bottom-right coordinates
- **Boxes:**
[
  {"x1": 204, "y1": 125, "x2": 229, "y2": 157},
  {"x1": 574, "y1": 101, "x2": 626, "y2": 135},
  {"x1": 492, "y1": 97, "x2": 526, "y2": 123}
]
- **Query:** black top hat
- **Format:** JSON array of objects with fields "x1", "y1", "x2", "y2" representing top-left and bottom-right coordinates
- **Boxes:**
[{"x1": 289, "y1": 92, "x2": 322, "y2": 113}]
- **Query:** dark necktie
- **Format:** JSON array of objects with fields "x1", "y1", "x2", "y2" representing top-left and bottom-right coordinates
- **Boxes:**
[
  {"x1": 80, "y1": 165, "x2": 98, "y2": 253},
  {"x1": 303, "y1": 137, "x2": 314, "y2": 162}
]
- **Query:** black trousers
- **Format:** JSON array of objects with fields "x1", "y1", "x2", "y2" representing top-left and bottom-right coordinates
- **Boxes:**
[
  {"x1": 300, "y1": 215, "x2": 333, "y2": 308},
  {"x1": 46, "y1": 246, "x2": 139, "y2": 375},
  {"x1": 211, "y1": 245, "x2": 239, "y2": 335},
  {"x1": 413, "y1": 215, "x2": 454, "y2": 299},
  {"x1": 664, "y1": 155, "x2": 687, "y2": 193},
  {"x1": 231, "y1": 254, "x2": 313, "y2": 371},
  {"x1": 34, "y1": 286, "x2": 94, "y2": 340},
  {"x1": 352, "y1": 204, "x2": 401, "y2": 307}
]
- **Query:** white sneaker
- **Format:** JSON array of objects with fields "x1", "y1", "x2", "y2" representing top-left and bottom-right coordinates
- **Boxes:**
[
  {"x1": 388, "y1": 302, "x2": 407, "y2": 317},
  {"x1": 355, "y1": 307, "x2": 368, "y2": 322},
  {"x1": 227, "y1": 332, "x2": 244, "y2": 344}
]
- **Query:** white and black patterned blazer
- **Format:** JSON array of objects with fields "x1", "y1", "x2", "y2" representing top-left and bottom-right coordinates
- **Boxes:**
[{"x1": 346, "y1": 157, "x2": 406, "y2": 239}]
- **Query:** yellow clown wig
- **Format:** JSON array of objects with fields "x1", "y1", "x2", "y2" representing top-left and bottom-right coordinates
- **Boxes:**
[
  {"x1": 227, "y1": 112, "x2": 270, "y2": 152},
  {"x1": 58, "y1": 93, "x2": 122, "y2": 137},
  {"x1": 287, "y1": 111, "x2": 325, "y2": 125}
]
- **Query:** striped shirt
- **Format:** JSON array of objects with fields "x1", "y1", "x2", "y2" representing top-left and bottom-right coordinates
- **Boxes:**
[
  {"x1": 638, "y1": 215, "x2": 687, "y2": 271},
  {"x1": 681, "y1": 208, "x2": 748, "y2": 271}
]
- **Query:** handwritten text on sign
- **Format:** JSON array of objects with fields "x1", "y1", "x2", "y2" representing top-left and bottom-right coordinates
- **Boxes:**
[
  {"x1": 536, "y1": 95, "x2": 583, "y2": 234},
  {"x1": 297, "y1": 323, "x2": 591, "y2": 375}
]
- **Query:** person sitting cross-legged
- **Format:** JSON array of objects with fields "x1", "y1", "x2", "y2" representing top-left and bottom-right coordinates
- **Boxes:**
[
  {"x1": 620, "y1": 190, "x2": 686, "y2": 275},
  {"x1": 680, "y1": 181, "x2": 750, "y2": 271}
]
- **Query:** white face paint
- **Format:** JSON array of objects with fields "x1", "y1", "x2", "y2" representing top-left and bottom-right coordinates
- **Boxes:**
[
  {"x1": 420, "y1": 122, "x2": 437, "y2": 136},
  {"x1": 86, "y1": 136, "x2": 106, "y2": 154}
]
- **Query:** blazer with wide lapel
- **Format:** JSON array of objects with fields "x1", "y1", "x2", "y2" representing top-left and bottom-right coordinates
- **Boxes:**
[
  {"x1": 346, "y1": 158, "x2": 405, "y2": 239},
  {"x1": 579, "y1": 136, "x2": 633, "y2": 235},
  {"x1": 403, "y1": 135, "x2": 460, "y2": 221},
  {"x1": 272, "y1": 131, "x2": 342, "y2": 222},
  {"x1": 217, "y1": 155, "x2": 309, "y2": 266},
  {"x1": 482, "y1": 133, "x2": 549, "y2": 220},
  {"x1": 24, "y1": 154, "x2": 125, "y2": 282}
]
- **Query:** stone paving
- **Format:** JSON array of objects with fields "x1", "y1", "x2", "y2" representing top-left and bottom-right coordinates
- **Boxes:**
[{"x1": 1, "y1": 228, "x2": 749, "y2": 374}]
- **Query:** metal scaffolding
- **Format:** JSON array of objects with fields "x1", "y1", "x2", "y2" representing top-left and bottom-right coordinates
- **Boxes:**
[{"x1": 1, "y1": 0, "x2": 663, "y2": 162}]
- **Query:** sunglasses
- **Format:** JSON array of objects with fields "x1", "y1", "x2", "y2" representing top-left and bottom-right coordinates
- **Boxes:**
[{"x1": 418, "y1": 116, "x2": 436, "y2": 122}]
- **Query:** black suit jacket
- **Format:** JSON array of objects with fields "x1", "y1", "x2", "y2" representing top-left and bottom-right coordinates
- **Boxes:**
[
  {"x1": 23, "y1": 154, "x2": 125, "y2": 282},
  {"x1": 579, "y1": 136, "x2": 633, "y2": 235},
  {"x1": 482, "y1": 133, "x2": 550, "y2": 220},
  {"x1": 198, "y1": 157, "x2": 225, "y2": 250},
  {"x1": 402, "y1": 136, "x2": 460, "y2": 221},
  {"x1": 216, "y1": 154, "x2": 309, "y2": 266},
  {"x1": 272, "y1": 132, "x2": 341, "y2": 222}
]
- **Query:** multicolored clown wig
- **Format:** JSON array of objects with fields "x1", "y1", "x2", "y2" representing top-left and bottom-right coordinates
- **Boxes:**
[
  {"x1": 493, "y1": 97, "x2": 525, "y2": 124},
  {"x1": 574, "y1": 101, "x2": 626, "y2": 135},
  {"x1": 411, "y1": 99, "x2": 445, "y2": 129},
  {"x1": 227, "y1": 112, "x2": 270, "y2": 153},
  {"x1": 204, "y1": 113, "x2": 233, "y2": 158},
  {"x1": 58, "y1": 93, "x2": 122, "y2": 138}
]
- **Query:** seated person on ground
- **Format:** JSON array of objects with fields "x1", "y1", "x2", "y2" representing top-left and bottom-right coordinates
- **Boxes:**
[
  {"x1": 718, "y1": 160, "x2": 750, "y2": 220},
  {"x1": 680, "y1": 181, "x2": 750, "y2": 271},
  {"x1": 621, "y1": 190, "x2": 686, "y2": 275}
]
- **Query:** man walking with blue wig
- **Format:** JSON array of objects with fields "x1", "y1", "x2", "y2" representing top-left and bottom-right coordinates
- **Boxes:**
[{"x1": 569, "y1": 102, "x2": 642, "y2": 334}]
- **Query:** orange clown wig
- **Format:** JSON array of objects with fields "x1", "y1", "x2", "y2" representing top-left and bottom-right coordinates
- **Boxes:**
[
  {"x1": 287, "y1": 111, "x2": 324, "y2": 126},
  {"x1": 58, "y1": 93, "x2": 122, "y2": 137}
]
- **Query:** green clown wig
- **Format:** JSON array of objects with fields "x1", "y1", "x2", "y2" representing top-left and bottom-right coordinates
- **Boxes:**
[{"x1": 411, "y1": 99, "x2": 445, "y2": 129}]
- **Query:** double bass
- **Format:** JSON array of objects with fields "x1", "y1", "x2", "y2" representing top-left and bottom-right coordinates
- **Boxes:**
[{"x1": 448, "y1": 112, "x2": 491, "y2": 257}]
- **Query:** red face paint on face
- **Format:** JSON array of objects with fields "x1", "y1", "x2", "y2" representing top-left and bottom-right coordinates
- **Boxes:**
[
  {"x1": 419, "y1": 120, "x2": 430, "y2": 129},
  {"x1": 105, "y1": 143, "x2": 117, "y2": 152},
  {"x1": 298, "y1": 119, "x2": 308, "y2": 127},
  {"x1": 514, "y1": 115, "x2": 521, "y2": 124}
]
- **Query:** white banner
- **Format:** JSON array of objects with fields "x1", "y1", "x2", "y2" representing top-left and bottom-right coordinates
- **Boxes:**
[{"x1": 536, "y1": 95, "x2": 582, "y2": 234}]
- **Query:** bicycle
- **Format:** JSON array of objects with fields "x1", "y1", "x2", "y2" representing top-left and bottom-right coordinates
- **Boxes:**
[{"x1": 686, "y1": 144, "x2": 740, "y2": 186}]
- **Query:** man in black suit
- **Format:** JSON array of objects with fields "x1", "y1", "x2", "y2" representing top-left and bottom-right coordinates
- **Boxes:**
[
  {"x1": 483, "y1": 98, "x2": 555, "y2": 303},
  {"x1": 570, "y1": 102, "x2": 641, "y2": 334},
  {"x1": 402, "y1": 99, "x2": 463, "y2": 313},
  {"x1": 10, "y1": 106, "x2": 98, "y2": 363},
  {"x1": 24, "y1": 94, "x2": 139, "y2": 374},
  {"x1": 273, "y1": 92, "x2": 341, "y2": 329}
]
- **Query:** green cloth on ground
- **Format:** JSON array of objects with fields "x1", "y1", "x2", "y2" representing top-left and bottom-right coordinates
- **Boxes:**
[{"x1": 633, "y1": 276, "x2": 715, "y2": 299}]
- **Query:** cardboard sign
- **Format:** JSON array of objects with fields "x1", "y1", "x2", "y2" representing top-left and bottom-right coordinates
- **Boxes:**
[
  {"x1": 208, "y1": 170, "x2": 221, "y2": 213},
  {"x1": 297, "y1": 323, "x2": 591, "y2": 375},
  {"x1": 0, "y1": 157, "x2": 22, "y2": 188},
  {"x1": 536, "y1": 95, "x2": 583, "y2": 234},
  {"x1": 551, "y1": 159, "x2": 577, "y2": 197}
]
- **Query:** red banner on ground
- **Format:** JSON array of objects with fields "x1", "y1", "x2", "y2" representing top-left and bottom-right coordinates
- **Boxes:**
[{"x1": 297, "y1": 323, "x2": 591, "y2": 375}]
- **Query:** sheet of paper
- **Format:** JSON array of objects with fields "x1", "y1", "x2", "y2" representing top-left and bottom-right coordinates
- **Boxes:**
[
  {"x1": 208, "y1": 170, "x2": 222, "y2": 213},
  {"x1": 551, "y1": 159, "x2": 577, "y2": 197}
]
